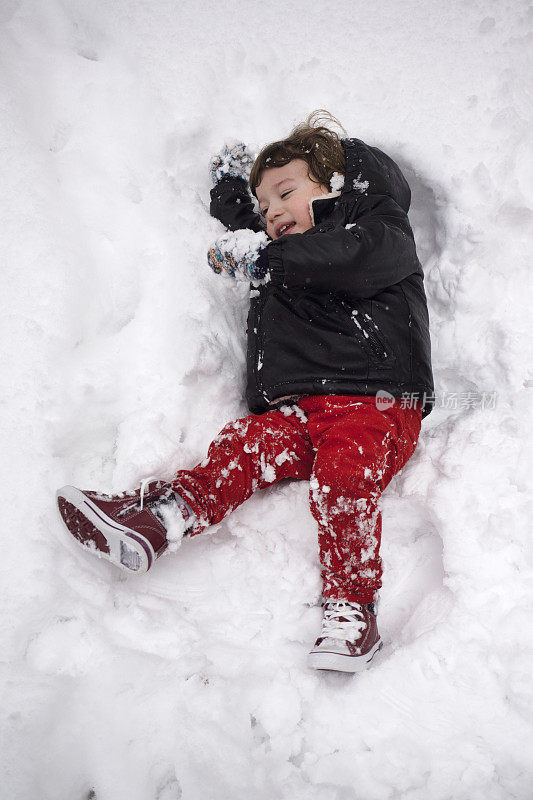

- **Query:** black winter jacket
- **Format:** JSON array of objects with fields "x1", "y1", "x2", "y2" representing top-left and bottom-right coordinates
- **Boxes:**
[{"x1": 210, "y1": 137, "x2": 434, "y2": 418}]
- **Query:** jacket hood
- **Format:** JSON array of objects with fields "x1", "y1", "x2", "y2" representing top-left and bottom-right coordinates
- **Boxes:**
[
  {"x1": 309, "y1": 137, "x2": 412, "y2": 227},
  {"x1": 341, "y1": 137, "x2": 411, "y2": 212}
]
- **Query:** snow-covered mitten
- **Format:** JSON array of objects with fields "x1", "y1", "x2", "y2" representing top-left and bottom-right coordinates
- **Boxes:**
[
  {"x1": 207, "y1": 229, "x2": 269, "y2": 282},
  {"x1": 209, "y1": 142, "x2": 255, "y2": 186}
]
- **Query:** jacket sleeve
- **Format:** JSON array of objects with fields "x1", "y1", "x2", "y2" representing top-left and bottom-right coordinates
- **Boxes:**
[
  {"x1": 210, "y1": 175, "x2": 266, "y2": 233},
  {"x1": 266, "y1": 195, "x2": 421, "y2": 299}
]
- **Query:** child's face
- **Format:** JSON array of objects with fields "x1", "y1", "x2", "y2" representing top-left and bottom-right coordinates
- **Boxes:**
[{"x1": 255, "y1": 159, "x2": 329, "y2": 240}]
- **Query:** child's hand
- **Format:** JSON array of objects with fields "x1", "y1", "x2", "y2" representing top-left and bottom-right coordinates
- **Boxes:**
[
  {"x1": 209, "y1": 142, "x2": 255, "y2": 186},
  {"x1": 207, "y1": 230, "x2": 269, "y2": 282}
]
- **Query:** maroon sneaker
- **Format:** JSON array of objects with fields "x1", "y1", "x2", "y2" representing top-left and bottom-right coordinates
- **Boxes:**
[
  {"x1": 308, "y1": 600, "x2": 383, "y2": 673},
  {"x1": 56, "y1": 479, "x2": 194, "y2": 574}
]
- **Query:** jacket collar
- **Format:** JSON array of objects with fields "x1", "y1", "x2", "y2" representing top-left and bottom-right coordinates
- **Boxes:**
[
  {"x1": 309, "y1": 190, "x2": 342, "y2": 227},
  {"x1": 308, "y1": 138, "x2": 367, "y2": 227}
]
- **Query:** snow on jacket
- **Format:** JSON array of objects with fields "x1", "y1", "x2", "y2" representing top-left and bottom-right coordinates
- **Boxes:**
[{"x1": 209, "y1": 137, "x2": 435, "y2": 418}]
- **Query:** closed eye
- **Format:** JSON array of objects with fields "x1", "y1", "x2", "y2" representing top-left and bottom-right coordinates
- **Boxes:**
[{"x1": 260, "y1": 189, "x2": 293, "y2": 216}]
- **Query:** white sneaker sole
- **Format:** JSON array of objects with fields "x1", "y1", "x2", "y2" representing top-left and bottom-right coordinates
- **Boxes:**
[
  {"x1": 56, "y1": 485, "x2": 155, "y2": 574},
  {"x1": 308, "y1": 639, "x2": 383, "y2": 673}
]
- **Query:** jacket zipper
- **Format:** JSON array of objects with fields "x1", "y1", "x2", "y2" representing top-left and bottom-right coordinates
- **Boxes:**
[{"x1": 251, "y1": 289, "x2": 267, "y2": 396}]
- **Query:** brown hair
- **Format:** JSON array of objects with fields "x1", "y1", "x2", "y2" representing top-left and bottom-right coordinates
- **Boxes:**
[{"x1": 249, "y1": 110, "x2": 347, "y2": 197}]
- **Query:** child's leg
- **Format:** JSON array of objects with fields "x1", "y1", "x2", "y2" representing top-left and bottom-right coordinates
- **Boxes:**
[
  {"x1": 303, "y1": 396, "x2": 422, "y2": 604},
  {"x1": 172, "y1": 409, "x2": 314, "y2": 534},
  {"x1": 57, "y1": 408, "x2": 313, "y2": 574}
]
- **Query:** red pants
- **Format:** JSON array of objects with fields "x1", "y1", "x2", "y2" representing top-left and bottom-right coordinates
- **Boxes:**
[{"x1": 172, "y1": 395, "x2": 422, "y2": 603}]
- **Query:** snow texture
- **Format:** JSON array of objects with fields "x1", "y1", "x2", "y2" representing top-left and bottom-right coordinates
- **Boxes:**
[
  {"x1": 352, "y1": 173, "x2": 370, "y2": 194},
  {"x1": 330, "y1": 171, "x2": 345, "y2": 192},
  {"x1": 209, "y1": 141, "x2": 255, "y2": 186},
  {"x1": 1, "y1": 1, "x2": 532, "y2": 799},
  {"x1": 214, "y1": 228, "x2": 269, "y2": 283},
  {"x1": 156, "y1": 497, "x2": 193, "y2": 553}
]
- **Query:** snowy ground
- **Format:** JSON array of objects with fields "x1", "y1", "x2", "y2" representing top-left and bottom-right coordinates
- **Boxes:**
[{"x1": 1, "y1": 1, "x2": 532, "y2": 798}]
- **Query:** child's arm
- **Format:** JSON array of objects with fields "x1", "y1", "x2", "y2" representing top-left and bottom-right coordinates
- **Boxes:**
[
  {"x1": 209, "y1": 143, "x2": 266, "y2": 234},
  {"x1": 263, "y1": 194, "x2": 421, "y2": 299},
  {"x1": 210, "y1": 177, "x2": 266, "y2": 233}
]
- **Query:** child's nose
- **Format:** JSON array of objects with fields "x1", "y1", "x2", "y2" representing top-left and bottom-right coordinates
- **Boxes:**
[{"x1": 267, "y1": 203, "x2": 283, "y2": 222}]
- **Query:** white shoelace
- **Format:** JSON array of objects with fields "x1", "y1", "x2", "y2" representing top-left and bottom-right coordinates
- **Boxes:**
[
  {"x1": 139, "y1": 475, "x2": 161, "y2": 510},
  {"x1": 115, "y1": 475, "x2": 162, "y2": 509},
  {"x1": 321, "y1": 601, "x2": 367, "y2": 641}
]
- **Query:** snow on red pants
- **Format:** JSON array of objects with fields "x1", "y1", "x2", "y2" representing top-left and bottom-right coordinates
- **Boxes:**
[{"x1": 172, "y1": 395, "x2": 422, "y2": 603}]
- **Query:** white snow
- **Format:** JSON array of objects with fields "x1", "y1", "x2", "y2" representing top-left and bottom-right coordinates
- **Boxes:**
[
  {"x1": 209, "y1": 140, "x2": 254, "y2": 184},
  {"x1": 330, "y1": 171, "x2": 345, "y2": 192},
  {"x1": 212, "y1": 228, "x2": 269, "y2": 283},
  {"x1": 1, "y1": 1, "x2": 532, "y2": 799},
  {"x1": 352, "y1": 173, "x2": 370, "y2": 194},
  {"x1": 155, "y1": 500, "x2": 190, "y2": 553}
]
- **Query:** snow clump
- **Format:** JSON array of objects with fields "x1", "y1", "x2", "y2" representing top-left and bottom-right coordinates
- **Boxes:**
[
  {"x1": 330, "y1": 171, "x2": 345, "y2": 191},
  {"x1": 215, "y1": 229, "x2": 269, "y2": 283}
]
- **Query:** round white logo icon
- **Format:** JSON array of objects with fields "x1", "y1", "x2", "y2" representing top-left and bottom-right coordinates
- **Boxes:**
[{"x1": 375, "y1": 390, "x2": 395, "y2": 411}]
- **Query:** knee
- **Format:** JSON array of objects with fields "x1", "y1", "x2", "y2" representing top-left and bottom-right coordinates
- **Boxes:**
[
  {"x1": 209, "y1": 411, "x2": 291, "y2": 456},
  {"x1": 213, "y1": 414, "x2": 264, "y2": 445},
  {"x1": 313, "y1": 451, "x2": 384, "y2": 497},
  {"x1": 310, "y1": 475, "x2": 377, "y2": 514}
]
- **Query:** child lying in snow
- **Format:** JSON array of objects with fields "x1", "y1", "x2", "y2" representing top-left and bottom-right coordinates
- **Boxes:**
[{"x1": 57, "y1": 111, "x2": 434, "y2": 673}]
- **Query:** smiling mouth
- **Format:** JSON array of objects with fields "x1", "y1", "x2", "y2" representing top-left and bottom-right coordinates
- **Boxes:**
[{"x1": 278, "y1": 222, "x2": 296, "y2": 237}]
